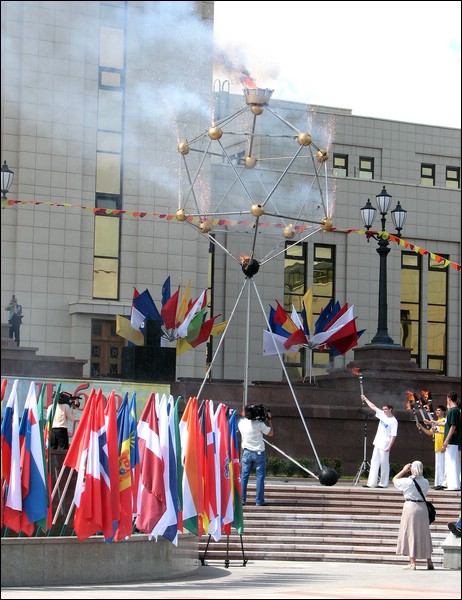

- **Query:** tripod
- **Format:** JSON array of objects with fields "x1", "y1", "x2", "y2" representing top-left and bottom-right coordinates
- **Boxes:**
[{"x1": 353, "y1": 413, "x2": 372, "y2": 486}]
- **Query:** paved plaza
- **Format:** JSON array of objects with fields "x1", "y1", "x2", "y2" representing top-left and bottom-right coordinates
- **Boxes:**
[{"x1": 2, "y1": 559, "x2": 460, "y2": 599}]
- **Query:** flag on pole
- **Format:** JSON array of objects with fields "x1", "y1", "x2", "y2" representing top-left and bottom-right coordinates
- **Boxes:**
[
  {"x1": 176, "y1": 280, "x2": 191, "y2": 326},
  {"x1": 116, "y1": 315, "x2": 144, "y2": 345},
  {"x1": 114, "y1": 392, "x2": 134, "y2": 541},
  {"x1": 174, "y1": 397, "x2": 183, "y2": 530},
  {"x1": 129, "y1": 392, "x2": 140, "y2": 516},
  {"x1": 199, "y1": 399, "x2": 219, "y2": 540},
  {"x1": 1, "y1": 380, "x2": 22, "y2": 532},
  {"x1": 176, "y1": 290, "x2": 206, "y2": 338},
  {"x1": 150, "y1": 394, "x2": 178, "y2": 544},
  {"x1": 36, "y1": 383, "x2": 52, "y2": 531},
  {"x1": 179, "y1": 396, "x2": 204, "y2": 536},
  {"x1": 135, "y1": 393, "x2": 166, "y2": 534},
  {"x1": 1, "y1": 378, "x2": 7, "y2": 402},
  {"x1": 133, "y1": 288, "x2": 162, "y2": 322},
  {"x1": 214, "y1": 403, "x2": 233, "y2": 531},
  {"x1": 161, "y1": 286, "x2": 180, "y2": 331},
  {"x1": 102, "y1": 390, "x2": 120, "y2": 542},
  {"x1": 228, "y1": 408, "x2": 244, "y2": 535},
  {"x1": 18, "y1": 382, "x2": 48, "y2": 535},
  {"x1": 162, "y1": 276, "x2": 171, "y2": 307}
]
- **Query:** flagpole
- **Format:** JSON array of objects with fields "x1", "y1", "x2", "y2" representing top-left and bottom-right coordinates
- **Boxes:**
[
  {"x1": 252, "y1": 279, "x2": 323, "y2": 472},
  {"x1": 47, "y1": 467, "x2": 74, "y2": 536},
  {"x1": 243, "y1": 278, "x2": 251, "y2": 410}
]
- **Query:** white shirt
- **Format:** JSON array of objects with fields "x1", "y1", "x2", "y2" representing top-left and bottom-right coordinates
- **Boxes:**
[
  {"x1": 238, "y1": 417, "x2": 271, "y2": 452},
  {"x1": 372, "y1": 408, "x2": 398, "y2": 450},
  {"x1": 394, "y1": 475, "x2": 430, "y2": 501},
  {"x1": 46, "y1": 403, "x2": 74, "y2": 429}
]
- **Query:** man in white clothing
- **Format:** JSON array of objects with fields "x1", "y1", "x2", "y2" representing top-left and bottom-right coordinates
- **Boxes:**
[{"x1": 361, "y1": 394, "x2": 398, "y2": 488}]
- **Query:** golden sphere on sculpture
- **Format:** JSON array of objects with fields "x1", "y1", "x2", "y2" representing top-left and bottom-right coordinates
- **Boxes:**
[
  {"x1": 176, "y1": 208, "x2": 187, "y2": 222},
  {"x1": 250, "y1": 204, "x2": 265, "y2": 217},
  {"x1": 283, "y1": 224, "x2": 296, "y2": 239},
  {"x1": 321, "y1": 217, "x2": 333, "y2": 230},
  {"x1": 250, "y1": 105, "x2": 264, "y2": 116},
  {"x1": 297, "y1": 132, "x2": 312, "y2": 146},
  {"x1": 178, "y1": 140, "x2": 190, "y2": 155},
  {"x1": 244, "y1": 156, "x2": 257, "y2": 169},
  {"x1": 199, "y1": 221, "x2": 211, "y2": 233},
  {"x1": 316, "y1": 149, "x2": 329, "y2": 163},
  {"x1": 208, "y1": 126, "x2": 223, "y2": 140}
]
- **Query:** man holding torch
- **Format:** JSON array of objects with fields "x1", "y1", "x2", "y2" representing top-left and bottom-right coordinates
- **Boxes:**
[{"x1": 360, "y1": 394, "x2": 398, "y2": 488}]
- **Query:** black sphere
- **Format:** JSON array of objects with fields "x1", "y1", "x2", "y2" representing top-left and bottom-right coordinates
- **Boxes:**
[
  {"x1": 241, "y1": 258, "x2": 260, "y2": 277},
  {"x1": 318, "y1": 467, "x2": 339, "y2": 486}
]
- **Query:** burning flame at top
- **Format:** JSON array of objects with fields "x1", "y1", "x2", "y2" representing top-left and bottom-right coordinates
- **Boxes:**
[
  {"x1": 405, "y1": 390, "x2": 432, "y2": 412},
  {"x1": 240, "y1": 255, "x2": 250, "y2": 265},
  {"x1": 350, "y1": 368, "x2": 362, "y2": 376},
  {"x1": 240, "y1": 69, "x2": 256, "y2": 89}
]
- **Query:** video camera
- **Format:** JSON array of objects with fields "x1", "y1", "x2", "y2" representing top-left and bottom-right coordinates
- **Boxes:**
[
  {"x1": 245, "y1": 404, "x2": 270, "y2": 422},
  {"x1": 56, "y1": 391, "x2": 81, "y2": 409}
]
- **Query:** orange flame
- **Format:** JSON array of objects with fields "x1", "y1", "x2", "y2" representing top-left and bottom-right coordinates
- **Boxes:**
[
  {"x1": 350, "y1": 367, "x2": 361, "y2": 376},
  {"x1": 406, "y1": 391, "x2": 415, "y2": 401},
  {"x1": 240, "y1": 255, "x2": 250, "y2": 265},
  {"x1": 421, "y1": 390, "x2": 429, "y2": 399},
  {"x1": 240, "y1": 76, "x2": 256, "y2": 89}
]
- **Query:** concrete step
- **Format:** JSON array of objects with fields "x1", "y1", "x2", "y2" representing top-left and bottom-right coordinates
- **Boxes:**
[{"x1": 198, "y1": 480, "x2": 460, "y2": 566}]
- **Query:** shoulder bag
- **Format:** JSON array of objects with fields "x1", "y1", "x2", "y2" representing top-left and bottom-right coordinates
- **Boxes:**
[{"x1": 413, "y1": 479, "x2": 436, "y2": 524}]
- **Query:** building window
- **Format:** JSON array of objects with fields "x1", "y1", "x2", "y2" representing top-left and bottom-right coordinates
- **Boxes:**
[
  {"x1": 359, "y1": 157, "x2": 374, "y2": 180},
  {"x1": 445, "y1": 166, "x2": 460, "y2": 189},
  {"x1": 311, "y1": 244, "x2": 335, "y2": 376},
  {"x1": 333, "y1": 154, "x2": 348, "y2": 177},
  {"x1": 92, "y1": 214, "x2": 121, "y2": 299},
  {"x1": 400, "y1": 252, "x2": 421, "y2": 366},
  {"x1": 420, "y1": 163, "x2": 435, "y2": 186},
  {"x1": 283, "y1": 242, "x2": 307, "y2": 380},
  {"x1": 93, "y1": 13, "x2": 126, "y2": 301},
  {"x1": 427, "y1": 255, "x2": 449, "y2": 374}
]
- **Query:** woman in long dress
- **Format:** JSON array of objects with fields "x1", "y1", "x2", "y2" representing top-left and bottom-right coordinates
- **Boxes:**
[{"x1": 393, "y1": 460, "x2": 434, "y2": 570}]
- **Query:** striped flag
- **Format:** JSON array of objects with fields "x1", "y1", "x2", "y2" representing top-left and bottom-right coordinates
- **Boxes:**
[
  {"x1": 150, "y1": 394, "x2": 179, "y2": 544},
  {"x1": 18, "y1": 382, "x2": 48, "y2": 535},
  {"x1": 179, "y1": 396, "x2": 204, "y2": 536},
  {"x1": 214, "y1": 403, "x2": 233, "y2": 531},
  {"x1": 228, "y1": 409, "x2": 244, "y2": 535},
  {"x1": 135, "y1": 393, "x2": 166, "y2": 534},
  {"x1": 114, "y1": 392, "x2": 134, "y2": 541},
  {"x1": 1, "y1": 380, "x2": 22, "y2": 532}
]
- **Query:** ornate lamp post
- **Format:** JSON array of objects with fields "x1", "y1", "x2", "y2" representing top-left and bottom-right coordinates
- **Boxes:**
[
  {"x1": 1, "y1": 160, "x2": 14, "y2": 200},
  {"x1": 360, "y1": 185, "x2": 407, "y2": 345}
]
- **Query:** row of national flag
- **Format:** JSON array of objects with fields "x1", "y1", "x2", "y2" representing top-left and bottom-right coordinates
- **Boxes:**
[
  {"x1": 116, "y1": 277, "x2": 228, "y2": 355},
  {"x1": 263, "y1": 289, "x2": 365, "y2": 357},
  {"x1": 1, "y1": 379, "x2": 243, "y2": 544}
]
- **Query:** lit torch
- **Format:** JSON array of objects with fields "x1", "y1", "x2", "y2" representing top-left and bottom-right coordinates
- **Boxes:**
[
  {"x1": 421, "y1": 390, "x2": 434, "y2": 420},
  {"x1": 350, "y1": 367, "x2": 364, "y2": 399},
  {"x1": 406, "y1": 391, "x2": 421, "y2": 432}
]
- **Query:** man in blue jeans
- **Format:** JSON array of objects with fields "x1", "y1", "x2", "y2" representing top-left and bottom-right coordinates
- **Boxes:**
[{"x1": 238, "y1": 404, "x2": 273, "y2": 506}]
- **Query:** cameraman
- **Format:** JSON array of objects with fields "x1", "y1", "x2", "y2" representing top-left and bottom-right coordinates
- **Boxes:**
[
  {"x1": 47, "y1": 392, "x2": 76, "y2": 450},
  {"x1": 238, "y1": 405, "x2": 273, "y2": 506}
]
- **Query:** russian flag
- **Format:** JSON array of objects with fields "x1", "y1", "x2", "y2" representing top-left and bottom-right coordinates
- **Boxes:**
[
  {"x1": 18, "y1": 382, "x2": 48, "y2": 535},
  {"x1": 1, "y1": 379, "x2": 22, "y2": 532}
]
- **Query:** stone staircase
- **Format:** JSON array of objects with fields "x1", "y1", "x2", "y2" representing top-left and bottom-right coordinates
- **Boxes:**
[{"x1": 199, "y1": 478, "x2": 460, "y2": 567}]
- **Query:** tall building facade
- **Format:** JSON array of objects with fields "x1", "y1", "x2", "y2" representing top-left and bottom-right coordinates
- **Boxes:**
[{"x1": 1, "y1": 1, "x2": 460, "y2": 381}]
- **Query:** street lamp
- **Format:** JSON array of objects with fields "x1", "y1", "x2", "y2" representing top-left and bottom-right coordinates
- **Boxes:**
[
  {"x1": 360, "y1": 185, "x2": 407, "y2": 345},
  {"x1": 1, "y1": 160, "x2": 14, "y2": 200}
]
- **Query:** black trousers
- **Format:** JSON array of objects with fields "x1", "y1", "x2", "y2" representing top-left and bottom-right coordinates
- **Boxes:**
[
  {"x1": 8, "y1": 316, "x2": 21, "y2": 346},
  {"x1": 50, "y1": 427, "x2": 69, "y2": 450}
]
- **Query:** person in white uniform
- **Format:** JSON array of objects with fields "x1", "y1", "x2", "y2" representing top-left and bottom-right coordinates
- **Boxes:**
[{"x1": 361, "y1": 394, "x2": 398, "y2": 488}]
